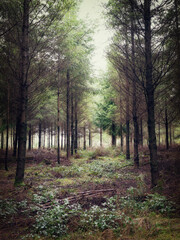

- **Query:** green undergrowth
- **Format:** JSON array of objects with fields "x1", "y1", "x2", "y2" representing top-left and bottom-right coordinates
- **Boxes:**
[{"x1": 18, "y1": 191, "x2": 179, "y2": 240}]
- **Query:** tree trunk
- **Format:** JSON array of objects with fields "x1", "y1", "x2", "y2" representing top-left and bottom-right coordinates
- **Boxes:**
[
  {"x1": 83, "y1": 125, "x2": 86, "y2": 150},
  {"x1": 48, "y1": 127, "x2": 51, "y2": 148},
  {"x1": 5, "y1": 121, "x2": 9, "y2": 171},
  {"x1": 89, "y1": 127, "x2": 92, "y2": 147},
  {"x1": 140, "y1": 118, "x2": 143, "y2": 147},
  {"x1": 39, "y1": 120, "x2": 41, "y2": 149},
  {"x1": 57, "y1": 87, "x2": 60, "y2": 164},
  {"x1": 100, "y1": 128, "x2": 102, "y2": 147},
  {"x1": 74, "y1": 94, "x2": 78, "y2": 153},
  {"x1": 1, "y1": 131, "x2": 4, "y2": 150},
  {"x1": 125, "y1": 37, "x2": 130, "y2": 160},
  {"x1": 120, "y1": 124, "x2": 123, "y2": 150},
  {"x1": 112, "y1": 122, "x2": 116, "y2": 147},
  {"x1": 130, "y1": 6, "x2": 139, "y2": 167},
  {"x1": 61, "y1": 125, "x2": 63, "y2": 150},
  {"x1": 71, "y1": 91, "x2": 74, "y2": 155},
  {"x1": 5, "y1": 82, "x2": 9, "y2": 171},
  {"x1": 15, "y1": 0, "x2": 29, "y2": 184},
  {"x1": 66, "y1": 69, "x2": 70, "y2": 159},
  {"x1": 170, "y1": 124, "x2": 172, "y2": 146},
  {"x1": 165, "y1": 104, "x2": 169, "y2": 150},
  {"x1": 144, "y1": 0, "x2": 159, "y2": 187},
  {"x1": 28, "y1": 124, "x2": 31, "y2": 151},
  {"x1": 51, "y1": 124, "x2": 53, "y2": 148}
]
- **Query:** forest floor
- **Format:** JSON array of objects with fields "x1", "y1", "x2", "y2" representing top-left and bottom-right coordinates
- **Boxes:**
[{"x1": 0, "y1": 146, "x2": 180, "y2": 240}]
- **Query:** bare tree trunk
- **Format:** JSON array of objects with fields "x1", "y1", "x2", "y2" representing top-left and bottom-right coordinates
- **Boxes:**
[
  {"x1": 5, "y1": 122, "x2": 9, "y2": 171},
  {"x1": 1, "y1": 131, "x2": 4, "y2": 150},
  {"x1": 89, "y1": 127, "x2": 92, "y2": 148},
  {"x1": 71, "y1": 91, "x2": 74, "y2": 155},
  {"x1": 100, "y1": 128, "x2": 102, "y2": 147},
  {"x1": 170, "y1": 124, "x2": 172, "y2": 146},
  {"x1": 125, "y1": 36, "x2": 130, "y2": 159},
  {"x1": 48, "y1": 127, "x2": 51, "y2": 148},
  {"x1": 31, "y1": 126, "x2": 33, "y2": 149},
  {"x1": 5, "y1": 82, "x2": 9, "y2": 171},
  {"x1": 66, "y1": 69, "x2": 70, "y2": 160},
  {"x1": 57, "y1": 87, "x2": 60, "y2": 164},
  {"x1": 74, "y1": 95, "x2": 78, "y2": 153},
  {"x1": 83, "y1": 125, "x2": 86, "y2": 150},
  {"x1": 15, "y1": 0, "x2": 29, "y2": 184},
  {"x1": 112, "y1": 122, "x2": 116, "y2": 147},
  {"x1": 51, "y1": 124, "x2": 53, "y2": 148},
  {"x1": 61, "y1": 125, "x2": 63, "y2": 150},
  {"x1": 140, "y1": 118, "x2": 143, "y2": 147},
  {"x1": 130, "y1": 6, "x2": 139, "y2": 166},
  {"x1": 144, "y1": 0, "x2": 159, "y2": 187},
  {"x1": 165, "y1": 104, "x2": 169, "y2": 150},
  {"x1": 39, "y1": 120, "x2": 41, "y2": 149},
  {"x1": 28, "y1": 124, "x2": 31, "y2": 150}
]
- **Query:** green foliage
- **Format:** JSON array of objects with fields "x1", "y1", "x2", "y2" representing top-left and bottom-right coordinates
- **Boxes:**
[
  {"x1": 34, "y1": 200, "x2": 80, "y2": 237},
  {"x1": 0, "y1": 199, "x2": 27, "y2": 218},
  {"x1": 144, "y1": 193, "x2": 176, "y2": 214}
]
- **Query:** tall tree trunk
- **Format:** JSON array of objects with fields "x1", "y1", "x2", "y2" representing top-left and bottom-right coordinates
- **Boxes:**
[
  {"x1": 83, "y1": 125, "x2": 86, "y2": 150},
  {"x1": 51, "y1": 123, "x2": 53, "y2": 148},
  {"x1": 170, "y1": 124, "x2": 172, "y2": 146},
  {"x1": 15, "y1": 0, "x2": 29, "y2": 184},
  {"x1": 1, "y1": 131, "x2": 4, "y2": 150},
  {"x1": 43, "y1": 128, "x2": 46, "y2": 148},
  {"x1": 57, "y1": 87, "x2": 60, "y2": 164},
  {"x1": 28, "y1": 124, "x2": 31, "y2": 151},
  {"x1": 130, "y1": 5, "x2": 139, "y2": 166},
  {"x1": 5, "y1": 122, "x2": 9, "y2": 171},
  {"x1": 5, "y1": 82, "x2": 9, "y2": 171},
  {"x1": 100, "y1": 128, "x2": 102, "y2": 147},
  {"x1": 48, "y1": 127, "x2": 51, "y2": 148},
  {"x1": 66, "y1": 69, "x2": 70, "y2": 160},
  {"x1": 165, "y1": 104, "x2": 169, "y2": 150},
  {"x1": 125, "y1": 29, "x2": 130, "y2": 160},
  {"x1": 31, "y1": 126, "x2": 33, "y2": 149},
  {"x1": 71, "y1": 91, "x2": 74, "y2": 155},
  {"x1": 89, "y1": 127, "x2": 92, "y2": 148},
  {"x1": 112, "y1": 122, "x2": 116, "y2": 147},
  {"x1": 140, "y1": 118, "x2": 143, "y2": 147},
  {"x1": 144, "y1": 0, "x2": 159, "y2": 187},
  {"x1": 39, "y1": 120, "x2": 41, "y2": 149},
  {"x1": 74, "y1": 94, "x2": 78, "y2": 153},
  {"x1": 61, "y1": 125, "x2": 63, "y2": 150}
]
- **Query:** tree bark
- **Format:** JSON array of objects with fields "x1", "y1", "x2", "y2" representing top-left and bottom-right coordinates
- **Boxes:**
[
  {"x1": 83, "y1": 125, "x2": 86, "y2": 150},
  {"x1": 112, "y1": 122, "x2": 116, "y2": 147},
  {"x1": 89, "y1": 127, "x2": 92, "y2": 147},
  {"x1": 28, "y1": 124, "x2": 31, "y2": 151},
  {"x1": 39, "y1": 119, "x2": 41, "y2": 149},
  {"x1": 71, "y1": 91, "x2": 74, "y2": 155},
  {"x1": 15, "y1": 0, "x2": 29, "y2": 183},
  {"x1": 61, "y1": 125, "x2": 63, "y2": 150},
  {"x1": 1, "y1": 131, "x2": 4, "y2": 150},
  {"x1": 57, "y1": 86, "x2": 60, "y2": 164},
  {"x1": 100, "y1": 128, "x2": 102, "y2": 147},
  {"x1": 165, "y1": 104, "x2": 169, "y2": 150},
  {"x1": 5, "y1": 82, "x2": 9, "y2": 171},
  {"x1": 66, "y1": 69, "x2": 70, "y2": 160},
  {"x1": 144, "y1": 0, "x2": 159, "y2": 187},
  {"x1": 74, "y1": 94, "x2": 78, "y2": 153},
  {"x1": 140, "y1": 118, "x2": 143, "y2": 147},
  {"x1": 130, "y1": 5, "x2": 139, "y2": 167}
]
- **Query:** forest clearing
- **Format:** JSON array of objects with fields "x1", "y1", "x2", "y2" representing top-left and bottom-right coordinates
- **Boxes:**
[{"x1": 0, "y1": 0, "x2": 180, "y2": 239}]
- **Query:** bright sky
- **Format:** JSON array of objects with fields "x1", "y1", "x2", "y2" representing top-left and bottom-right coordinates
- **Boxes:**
[{"x1": 78, "y1": 0, "x2": 113, "y2": 76}]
